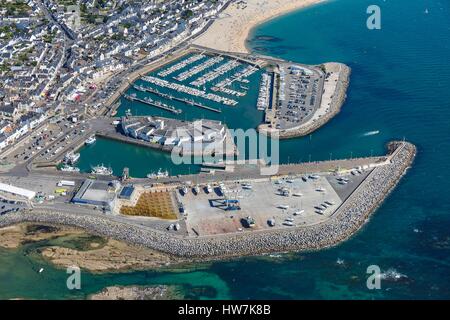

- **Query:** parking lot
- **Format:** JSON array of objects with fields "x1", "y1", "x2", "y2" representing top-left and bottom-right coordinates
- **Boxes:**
[
  {"x1": 0, "y1": 198, "x2": 25, "y2": 215},
  {"x1": 179, "y1": 175, "x2": 343, "y2": 236},
  {"x1": 1, "y1": 115, "x2": 91, "y2": 167},
  {"x1": 274, "y1": 63, "x2": 324, "y2": 130}
]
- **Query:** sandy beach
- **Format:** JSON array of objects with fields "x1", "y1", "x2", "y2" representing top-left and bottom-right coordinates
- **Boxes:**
[{"x1": 194, "y1": 0, "x2": 325, "y2": 53}]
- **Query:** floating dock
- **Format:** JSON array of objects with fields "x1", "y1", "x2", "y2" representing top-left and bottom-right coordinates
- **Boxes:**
[
  {"x1": 133, "y1": 85, "x2": 222, "y2": 113},
  {"x1": 124, "y1": 93, "x2": 182, "y2": 114}
]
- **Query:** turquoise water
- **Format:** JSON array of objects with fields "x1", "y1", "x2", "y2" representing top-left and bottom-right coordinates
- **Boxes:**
[{"x1": 2, "y1": 0, "x2": 450, "y2": 299}]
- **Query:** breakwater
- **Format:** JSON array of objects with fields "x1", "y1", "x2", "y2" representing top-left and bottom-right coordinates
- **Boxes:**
[{"x1": 0, "y1": 142, "x2": 415, "y2": 259}]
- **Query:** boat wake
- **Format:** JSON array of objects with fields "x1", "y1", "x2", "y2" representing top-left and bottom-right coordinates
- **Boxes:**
[
  {"x1": 379, "y1": 268, "x2": 408, "y2": 282},
  {"x1": 362, "y1": 130, "x2": 380, "y2": 137}
]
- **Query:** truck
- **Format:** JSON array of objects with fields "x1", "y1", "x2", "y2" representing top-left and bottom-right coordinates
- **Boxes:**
[{"x1": 57, "y1": 180, "x2": 76, "y2": 187}]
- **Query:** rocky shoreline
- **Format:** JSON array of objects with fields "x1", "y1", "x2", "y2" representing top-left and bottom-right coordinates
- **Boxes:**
[
  {"x1": 0, "y1": 142, "x2": 415, "y2": 259},
  {"x1": 89, "y1": 285, "x2": 180, "y2": 300}
]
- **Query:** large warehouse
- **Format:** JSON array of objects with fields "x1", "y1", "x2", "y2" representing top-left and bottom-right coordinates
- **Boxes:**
[
  {"x1": 71, "y1": 179, "x2": 118, "y2": 210},
  {"x1": 0, "y1": 182, "x2": 36, "y2": 200}
]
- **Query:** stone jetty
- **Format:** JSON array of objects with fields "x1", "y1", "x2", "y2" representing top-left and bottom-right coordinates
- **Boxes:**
[{"x1": 0, "y1": 142, "x2": 416, "y2": 259}]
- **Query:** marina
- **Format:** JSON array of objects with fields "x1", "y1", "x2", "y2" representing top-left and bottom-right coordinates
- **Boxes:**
[
  {"x1": 174, "y1": 56, "x2": 225, "y2": 81},
  {"x1": 157, "y1": 54, "x2": 206, "y2": 78},
  {"x1": 190, "y1": 59, "x2": 242, "y2": 87},
  {"x1": 141, "y1": 75, "x2": 239, "y2": 106},
  {"x1": 257, "y1": 73, "x2": 272, "y2": 110}
]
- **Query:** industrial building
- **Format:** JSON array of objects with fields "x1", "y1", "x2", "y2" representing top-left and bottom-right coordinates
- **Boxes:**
[
  {"x1": 0, "y1": 182, "x2": 36, "y2": 200},
  {"x1": 120, "y1": 116, "x2": 227, "y2": 149},
  {"x1": 118, "y1": 185, "x2": 135, "y2": 200},
  {"x1": 71, "y1": 179, "x2": 119, "y2": 210}
]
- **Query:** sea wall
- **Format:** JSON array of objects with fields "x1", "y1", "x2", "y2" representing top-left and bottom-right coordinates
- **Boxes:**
[{"x1": 0, "y1": 142, "x2": 416, "y2": 258}]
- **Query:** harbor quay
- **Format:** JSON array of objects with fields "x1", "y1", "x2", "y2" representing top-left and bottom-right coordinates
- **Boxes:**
[
  {"x1": 0, "y1": 142, "x2": 416, "y2": 259},
  {"x1": 24, "y1": 113, "x2": 236, "y2": 174}
]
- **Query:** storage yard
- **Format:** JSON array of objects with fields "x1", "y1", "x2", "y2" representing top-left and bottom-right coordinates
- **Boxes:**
[{"x1": 180, "y1": 175, "x2": 343, "y2": 236}]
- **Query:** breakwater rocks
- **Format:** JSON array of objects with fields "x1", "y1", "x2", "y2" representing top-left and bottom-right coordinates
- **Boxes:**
[{"x1": 0, "y1": 142, "x2": 416, "y2": 259}]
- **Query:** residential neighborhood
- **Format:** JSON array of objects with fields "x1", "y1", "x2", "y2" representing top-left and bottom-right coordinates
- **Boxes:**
[{"x1": 0, "y1": 0, "x2": 230, "y2": 152}]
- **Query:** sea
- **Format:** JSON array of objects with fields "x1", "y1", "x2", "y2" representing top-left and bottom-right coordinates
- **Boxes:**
[{"x1": 1, "y1": 0, "x2": 450, "y2": 299}]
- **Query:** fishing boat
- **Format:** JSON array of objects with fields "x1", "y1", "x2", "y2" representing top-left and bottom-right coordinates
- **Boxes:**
[
  {"x1": 85, "y1": 135, "x2": 96, "y2": 145},
  {"x1": 91, "y1": 164, "x2": 113, "y2": 176},
  {"x1": 60, "y1": 165, "x2": 80, "y2": 173},
  {"x1": 63, "y1": 152, "x2": 80, "y2": 165},
  {"x1": 147, "y1": 169, "x2": 169, "y2": 179}
]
